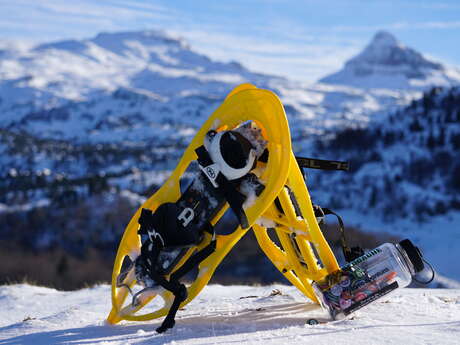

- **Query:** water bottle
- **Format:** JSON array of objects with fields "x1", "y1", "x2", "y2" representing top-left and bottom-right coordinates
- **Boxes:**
[{"x1": 313, "y1": 239, "x2": 426, "y2": 319}]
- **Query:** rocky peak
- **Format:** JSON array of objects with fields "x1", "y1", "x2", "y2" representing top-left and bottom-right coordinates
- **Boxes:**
[
  {"x1": 319, "y1": 30, "x2": 451, "y2": 89},
  {"x1": 349, "y1": 30, "x2": 442, "y2": 70},
  {"x1": 370, "y1": 31, "x2": 399, "y2": 48}
]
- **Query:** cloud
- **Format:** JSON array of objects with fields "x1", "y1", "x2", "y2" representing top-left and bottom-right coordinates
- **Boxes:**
[
  {"x1": 0, "y1": 0, "x2": 178, "y2": 40},
  {"x1": 410, "y1": 21, "x2": 460, "y2": 29},
  {"x1": 329, "y1": 21, "x2": 460, "y2": 33},
  {"x1": 34, "y1": 0, "x2": 172, "y2": 19},
  {"x1": 180, "y1": 28, "x2": 361, "y2": 82}
]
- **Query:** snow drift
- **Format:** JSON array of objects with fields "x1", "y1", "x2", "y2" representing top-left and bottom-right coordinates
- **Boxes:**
[{"x1": 0, "y1": 284, "x2": 459, "y2": 345}]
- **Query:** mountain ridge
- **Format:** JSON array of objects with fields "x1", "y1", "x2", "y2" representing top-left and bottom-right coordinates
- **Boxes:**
[
  {"x1": 1, "y1": 29, "x2": 459, "y2": 138},
  {"x1": 1, "y1": 29, "x2": 460, "y2": 282}
]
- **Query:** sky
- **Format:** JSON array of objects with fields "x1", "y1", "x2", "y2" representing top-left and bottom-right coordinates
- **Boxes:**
[{"x1": 0, "y1": 0, "x2": 459, "y2": 82}]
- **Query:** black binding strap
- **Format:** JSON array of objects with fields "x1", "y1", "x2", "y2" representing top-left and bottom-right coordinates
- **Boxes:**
[
  {"x1": 137, "y1": 205, "x2": 218, "y2": 333},
  {"x1": 195, "y1": 145, "x2": 249, "y2": 228},
  {"x1": 318, "y1": 207, "x2": 363, "y2": 262},
  {"x1": 215, "y1": 174, "x2": 248, "y2": 228},
  {"x1": 296, "y1": 156, "x2": 349, "y2": 171},
  {"x1": 155, "y1": 224, "x2": 217, "y2": 333},
  {"x1": 195, "y1": 145, "x2": 214, "y2": 166},
  {"x1": 171, "y1": 237, "x2": 216, "y2": 281},
  {"x1": 155, "y1": 283, "x2": 187, "y2": 333},
  {"x1": 258, "y1": 149, "x2": 349, "y2": 171}
]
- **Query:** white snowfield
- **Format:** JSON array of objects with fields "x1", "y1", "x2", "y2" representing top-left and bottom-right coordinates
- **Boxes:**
[{"x1": 0, "y1": 284, "x2": 459, "y2": 345}]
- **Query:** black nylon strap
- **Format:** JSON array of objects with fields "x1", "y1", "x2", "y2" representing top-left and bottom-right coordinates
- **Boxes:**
[
  {"x1": 296, "y1": 156, "x2": 349, "y2": 171},
  {"x1": 156, "y1": 283, "x2": 187, "y2": 333},
  {"x1": 155, "y1": 244, "x2": 216, "y2": 333},
  {"x1": 259, "y1": 150, "x2": 349, "y2": 171},
  {"x1": 155, "y1": 224, "x2": 217, "y2": 333},
  {"x1": 171, "y1": 238, "x2": 216, "y2": 281},
  {"x1": 137, "y1": 208, "x2": 155, "y2": 235},
  {"x1": 195, "y1": 145, "x2": 249, "y2": 228},
  {"x1": 321, "y1": 207, "x2": 363, "y2": 262},
  {"x1": 195, "y1": 145, "x2": 214, "y2": 166},
  {"x1": 215, "y1": 174, "x2": 249, "y2": 228}
]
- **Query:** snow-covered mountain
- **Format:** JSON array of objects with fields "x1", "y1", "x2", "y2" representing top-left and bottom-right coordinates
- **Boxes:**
[
  {"x1": 1, "y1": 284, "x2": 459, "y2": 345},
  {"x1": 2, "y1": 29, "x2": 459, "y2": 145},
  {"x1": 1, "y1": 29, "x2": 460, "y2": 283},
  {"x1": 320, "y1": 31, "x2": 460, "y2": 90},
  {"x1": 0, "y1": 30, "x2": 275, "y2": 102},
  {"x1": 0, "y1": 30, "x2": 284, "y2": 140}
]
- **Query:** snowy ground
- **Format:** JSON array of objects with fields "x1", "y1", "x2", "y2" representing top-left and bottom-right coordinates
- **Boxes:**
[{"x1": 0, "y1": 284, "x2": 459, "y2": 345}]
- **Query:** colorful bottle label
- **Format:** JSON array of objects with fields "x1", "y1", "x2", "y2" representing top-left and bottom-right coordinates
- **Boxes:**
[{"x1": 314, "y1": 256, "x2": 399, "y2": 318}]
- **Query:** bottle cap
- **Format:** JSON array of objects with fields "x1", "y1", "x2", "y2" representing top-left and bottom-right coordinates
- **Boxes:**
[{"x1": 399, "y1": 239, "x2": 424, "y2": 273}]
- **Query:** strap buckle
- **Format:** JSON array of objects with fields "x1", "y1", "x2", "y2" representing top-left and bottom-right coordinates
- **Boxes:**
[{"x1": 199, "y1": 163, "x2": 220, "y2": 188}]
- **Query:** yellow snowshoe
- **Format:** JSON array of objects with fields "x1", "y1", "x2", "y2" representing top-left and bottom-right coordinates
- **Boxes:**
[
  {"x1": 107, "y1": 83, "x2": 293, "y2": 331},
  {"x1": 106, "y1": 83, "x2": 349, "y2": 332}
]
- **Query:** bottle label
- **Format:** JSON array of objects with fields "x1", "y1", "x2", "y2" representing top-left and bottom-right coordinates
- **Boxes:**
[
  {"x1": 314, "y1": 263, "x2": 398, "y2": 318},
  {"x1": 343, "y1": 281, "x2": 399, "y2": 315}
]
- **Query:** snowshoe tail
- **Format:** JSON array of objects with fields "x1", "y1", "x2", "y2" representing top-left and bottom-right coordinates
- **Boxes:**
[{"x1": 252, "y1": 150, "x2": 340, "y2": 302}]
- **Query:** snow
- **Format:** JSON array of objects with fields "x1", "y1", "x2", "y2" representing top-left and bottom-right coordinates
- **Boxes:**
[
  {"x1": 0, "y1": 198, "x2": 50, "y2": 214},
  {"x1": 240, "y1": 179, "x2": 259, "y2": 210},
  {"x1": 0, "y1": 283, "x2": 459, "y2": 345}
]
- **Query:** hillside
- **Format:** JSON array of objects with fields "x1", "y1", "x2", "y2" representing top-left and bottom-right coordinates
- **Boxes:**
[{"x1": 309, "y1": 86, "x2": 460, "y2": 279}]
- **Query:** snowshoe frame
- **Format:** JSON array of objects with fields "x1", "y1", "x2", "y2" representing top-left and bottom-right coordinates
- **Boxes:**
[{"x1": 107, "y1": 84, "x2": 340, "y2": 327}]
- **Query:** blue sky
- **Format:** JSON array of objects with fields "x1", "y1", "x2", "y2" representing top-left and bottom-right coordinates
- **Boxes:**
[{"x1": 1, "y1": 0, "x2": 459, "y2": 82}]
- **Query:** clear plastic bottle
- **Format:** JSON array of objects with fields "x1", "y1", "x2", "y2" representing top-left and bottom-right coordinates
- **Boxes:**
[{"x1": 313, "y1": 239, "x2": 425, "y2": 319}]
